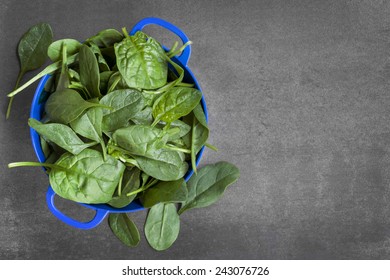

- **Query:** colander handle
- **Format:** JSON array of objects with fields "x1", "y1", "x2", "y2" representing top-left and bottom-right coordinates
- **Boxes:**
[
  {"x1": 130, "y1": 17, "x2": 191, "y2": 66},
  {"x1": 46, "y1": 186, "x2": 109, "y2": 230}
]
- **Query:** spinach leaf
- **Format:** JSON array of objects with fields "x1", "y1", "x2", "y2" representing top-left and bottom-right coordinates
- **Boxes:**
[
  {"x1": 29, "y1": 118, "x2": 97, "y2": 155},
  {"x1": 87, "y1": 29, "x2": 123, "y2": 48},
  {"x1": 70, "y1": 107, "x2": 103, "y2": 143},
  {"x1": 158, "y1": 120, "x2": 191, "y2": 141},
  {"x1": 7, "y1": 23, "x2": 53, "y2": 119},
  {"x1": 69, "y1": 106, "x2": 107, "y2": 158},
  {"x1": 178, "y1": 162, "x2": 240, "y2": 215},
  {"x1": 99, "y1": 89, "x2": 145, "y2": 133},
  {"x1": 115, "y1": 30, "x2": 167, "y2": 89},
  {"x1": 49, "y1": 149, "x2": 125, "y2": 203},
  {"x1": 108, "y1": 167, "x2": 140, "y2": 208},
  {"x1": 152, "y1": 87, "x2": 202, "y2": 126},
  {"x1": 47, "y1": 39, "x2": 81, "y2": 62},
  {"x1": 40, "y1": 136, "x2": 52, "y2": 159},
  {"x1": 69, "y1": 68, "x2": 81, "y2": 81},
  {"x1": 109, "y1": 213, "x2": 140, "y2": 247},
  {"x1": 7, "y1": 53, "x2": 79, "y2": 99},
  {"x1": 141, "y1": 178, "x2": 187, "y2": 208},
  {"x1": 112, "y1": 125, "x2": 166, "y2": 157},
  {"x1": 55, "y1": 42, "x2": 70, "y2": 91},
  {"x1": 45, "y1": 88, "x2": 105, "y2": 124},
  {"x1": 79, "y1": 44, "x2": 101, "y2": 98},
  {"x1": 18, "y1": 23, "x2": 53, "y2": 72},
  {"x1": 145, "y1": 203, "x2": 180, "y2": 251},
  {"x1": 88, "y1": 42, "x2": 110, "y2": 72},
  {"x1": 142, "y1": 55, "x2": 185, "y2": 96},
  {"x1": 183, "y1": 104, "x2": 209, "y2": 172},
  {"x1": 133, "y1": 149, "x2": 188, "y2": 181},
  {"x1": 107, "y1": 72, "x2": 127, "y2": 92},
  {"x1": 99, "y1": 71, "x2": 115, "y2": 94},
  {"x1": 130, "y1": 106, "x2": 153, "y2": 126}
]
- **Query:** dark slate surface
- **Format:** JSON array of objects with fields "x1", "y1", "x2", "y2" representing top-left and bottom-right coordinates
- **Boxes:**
[{"x1": 1, "y1": 0, "x2": 390, "y2": 259}]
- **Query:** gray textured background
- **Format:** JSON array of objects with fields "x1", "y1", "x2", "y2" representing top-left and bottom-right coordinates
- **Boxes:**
[{"x1": 1, "y1": 0, "x2": 390, "y2": 259}]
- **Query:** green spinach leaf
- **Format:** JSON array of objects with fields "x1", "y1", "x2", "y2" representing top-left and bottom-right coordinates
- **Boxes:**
[
  {"x1": 145, "y1": 203, "x2": 180, "y2": 251},
  {"x1": 7, "y1": 23, "x2": 53, "y2": 119},
  {"x1": 183, "y1": 103, "x2": 209, "y2": 172},
  {"x1": 141, "y1": 178, "x2": 187, "y2": 208},
  {"x1": 69, "y1": 106, "x2": 107, "y2": 157},
  {"x1": 56, "y1": 42, "x2": 70, "y2": 91},
  {"x1": 99, "y1": 89, "x2": 145, "y2": 133},
  {"x1": 109, "y1": 213, "x2": 140, "y2": 247},
  {"x1": 87, "y1": 29, "x2": 123, "y2": 48},
  {"x1": 29, "y1": 118, "x2": 97, "y2": 155},
  {"x1": 158, "y1": 120, "x2": 191, "y2": 141},
  {"x1": 108, "y1": 167, "x2": 140, "y2": 208},
  {"x1": 99, "y1": 71, "x2": 115, "y2": 94},
  {"x1": 7, "y1": 52, "x2": 79, "y2": 99},
  {"x1": 88, "y1": 42, "x2": 110, "y2": 72},
  {"x1": 115, "y1": 30, "x2": 167, "y2": 89},
  {"x1": 133, "y1": 149, "x2": 188, "y2": 181},
  {"x1": 130, "y1": 106, "x2": 153, "y2": 126},
  {"x1": 49, "y1": 149, "x2": 125, "y2": 203},
  {"x1": 178, "y1": 162, "x2": 240, "y2": 215},
  {"x1": 79, "y1": 44, "x2": 101, "y2": 98},
  {"x1": 45, "y1": 88, "x2": 104, "y2": 124},
  {"x1": 112, "y1": 125, "x2": 167, "y2": 157},
  {"x1": 47, "y1": 39, "x2": 81, "y2": 62},
  {"x1": 152, "y1": 87, "x2": 202, "y2": 126}
]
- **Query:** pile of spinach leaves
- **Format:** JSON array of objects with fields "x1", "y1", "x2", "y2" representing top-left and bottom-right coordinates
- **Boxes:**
[{"x1": 7, "y1": 23, "x2": 240, "y2": 251}]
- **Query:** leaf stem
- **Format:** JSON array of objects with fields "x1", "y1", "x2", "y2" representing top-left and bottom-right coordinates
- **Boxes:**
[
  {"x1": 205, "y1": 142, "x2": 218, "y2": 151},
  {"x1": 168, "y1": 41, "x2": 192, "y2": 58},
  {"x1": 117, "y1": 171, "x2": 124, "y2": 196},
  {"x1": 8, "y1": 161, "x2": 57, "y2": 169},
  {"x1": 122, "y1": 27, "x2": 130, "y2": 39},
  {"x1": 191, "y1": 116, "x2": 197, "y2": 173},
  {"x1": 100, "y1": 140, "x2": 107, "y2": 161},
  {"x1": 107, "y1": 75, "x2": 121, "y2": 93},
  {"x1": 166, "y1": 41, "x2": 178, "y2": 57},
  {"x1": 6, "y1": 70, "x2": 25, "y2": 119},
  {"x1": 151, "y1": 118, "x2": 160, "y2": 127},
  {"x1": 175, "y1": 82, "x2": 194, "y2": 88},
  {"x1": 126, "y1": 178, "x2": 158, "y2": 196},
  {"x1": 7, "y1": 53, "x2": 78, "y2": 98},
  {"x1": 164, "y1": 144, "x2": 191, "y2": 154}
]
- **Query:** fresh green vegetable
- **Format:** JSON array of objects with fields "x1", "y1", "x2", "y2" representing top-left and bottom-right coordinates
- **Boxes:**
[
  {"x1": 112, "y1": 125, "x2": 166, "y2": 157},
  {"x1": 45, "y1": 88, "x2": 107, "y2": 124},
  {"x1": 109, "y1": 213, "x2": 140, "y2": 247},
  {"x1": 29, "y1": 118, "x2": 97, "y2": 155},
  {"x1": 7, "y1": 52, "x2": 78, "y2": 98},
  {"x1": 179, "y1": 162, "x2": 240, "y2": 215},
  {"x1": 152, "y1": 87, "x2": 202, "y2": 126},
  {"x1": 70, "y1": 107, "x2": 107, "y2": 159},
  {"x1": 115, "y1": 30, "x2": 167, "y2": 89},
  {"x1": 6, "y1": 23, "x2": 53, "y2": 119},
  {"x1": 141, "y1": 178, "x2": 187, "y2": 208},
  {"x1": 108, "y1": 167, "x2": 140, "y2": 208},
  {"x1": 99, "y1": 89, "x2": 145, "y2": 132},
  {"x1": 55, "y1": 43, "x2": 70, "y2": 91},
  {"x1": 86, "y1": 28, "x2": 124, "y2": 48},
  {"x1": 79, "y1": 44, "x2": 101, "y2": 98},
  {"x1": 47, "y1": 39, "x2": 81, "y2": 62},
  {"x1": 183, "y1": 103, "x2": 209, "y2": 173},
  {"x1": 7, "y1": 23, "x2": 240, "y2": 252},
  {"x1": 145, "y1": 203, "x2": 180, "y2": 251},
  {"x1": 133, "y1": 149, "x2": 188, "y2": 181},
  {"x1": 49, "y1": 149, "x2": 125, "y2": 203}
]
